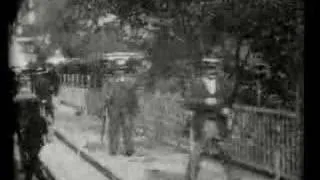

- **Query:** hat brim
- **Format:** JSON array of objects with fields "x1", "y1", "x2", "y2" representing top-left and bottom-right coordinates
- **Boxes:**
[{"x1": 202, "y1": 58, "x2": 221, "y2": 63}]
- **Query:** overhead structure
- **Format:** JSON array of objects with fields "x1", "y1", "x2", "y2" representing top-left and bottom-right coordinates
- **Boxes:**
[{"x1": 10, "y1": 36, "x2": 37, "y2": 72}]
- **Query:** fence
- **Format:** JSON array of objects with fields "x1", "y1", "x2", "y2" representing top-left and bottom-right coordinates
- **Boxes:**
[
  {"x1": 58, "y1": 73, "x2": 303, "y2": 180},
  {"x1": 228, "y1": 105, "x2": 302, "y2": 180},
  {"x1": 58, "y1": 74, "x2": 87, "y2": 112},
  {"x1": 135, "y1": 92, "x2": 303, "y2": 180}
]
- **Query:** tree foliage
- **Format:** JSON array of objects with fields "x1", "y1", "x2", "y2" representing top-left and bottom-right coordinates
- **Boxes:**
[{"x1": 23, "y1": 0, "x2": 304, "y2": 109}]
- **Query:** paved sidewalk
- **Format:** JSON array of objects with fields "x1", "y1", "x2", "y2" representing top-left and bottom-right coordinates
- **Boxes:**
[
  {"x1": 53, "y1": 103, "x2": 271, "y2": 180},
  {"x1": 39, "y1": 139, "x2": 108, "y2": 180}
]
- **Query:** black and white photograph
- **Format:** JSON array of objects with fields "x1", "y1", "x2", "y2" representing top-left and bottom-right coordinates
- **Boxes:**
[{"x1": 10, "y1": 0, "x2": 304, "y2": 180}]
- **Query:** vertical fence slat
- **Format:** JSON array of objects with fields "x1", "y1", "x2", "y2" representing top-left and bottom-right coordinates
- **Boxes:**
[
  {"x1": 68, "y1": 74, "x2": 71, "y2": 86},
  {"x1": 66, "y1": 74, "x2": 68, "y2": 86}
]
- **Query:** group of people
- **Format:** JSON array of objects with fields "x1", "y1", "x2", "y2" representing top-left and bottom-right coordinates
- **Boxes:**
[
  {"x1": 103, "y1": 57, "x2": 237, "y2": 180},
  {"x1": 13, "y1": 54, "x2": 237, "y2": 180},
  {"x1": 14, "y1": 64, "x2": 60, "y2": 180}
]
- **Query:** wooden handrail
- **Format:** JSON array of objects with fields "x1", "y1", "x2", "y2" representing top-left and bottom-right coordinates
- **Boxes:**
[{"x1": 232, "y1": 104, "x2": 296, "y2": 118}]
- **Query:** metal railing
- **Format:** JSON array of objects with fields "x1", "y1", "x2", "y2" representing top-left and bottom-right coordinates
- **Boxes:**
[
  {"x1": 227, "y1": 105, "x2": 302, "y2": 179},
  {"x1": 136, "y1": 93, "x2": 303, "y2": 180},
  {"x1": 60, "y1": 74, "x2": 93, "y2": 88}
]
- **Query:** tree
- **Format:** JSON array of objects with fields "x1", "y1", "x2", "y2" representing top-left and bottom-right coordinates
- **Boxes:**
[
  {"x1": 24, "y1": 0, "x2": 303, "y2": 110},
  {"x1": 23, "y1": 0, "x2": 126, "y2": 58},
  {"x1": 50, "y1": 0, "x2": 303, "y2": 108}
]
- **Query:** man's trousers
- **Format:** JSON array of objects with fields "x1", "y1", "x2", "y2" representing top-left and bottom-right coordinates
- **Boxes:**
[
  {"x1": 107, "y1": 106, "x2": 134, "y2": 155},
  {"x1": 185, "y1": 112, "x2": 232, "y2": 180}
]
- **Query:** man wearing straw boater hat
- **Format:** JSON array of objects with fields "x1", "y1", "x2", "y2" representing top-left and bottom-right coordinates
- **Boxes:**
[
  {"x1": 105, "y1": 63, "x2": 139, "y2": 156},
  {"x1": 183, "y1": 53, "x2": 237, "y2": 180}
]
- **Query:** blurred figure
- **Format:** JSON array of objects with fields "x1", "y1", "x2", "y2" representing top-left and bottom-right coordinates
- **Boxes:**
[
  {"x1": 105, "y1": 67, "x2": 139, "y2": 156},
  {"x1": 183, "y1": 57, "x2": 237, "y2": 180},
  {"x1": 15, "y1": 94, "x2": 48, "y2": 180},
  {"x1": 45, "y1": 63, "x2": 60, "y2": 97},
  {"x1": 32, "y1": 64, "x2": 60, "y2": 142},
  {"x1": 10, "y1": 67, "x2": 20, "y2": 97}
]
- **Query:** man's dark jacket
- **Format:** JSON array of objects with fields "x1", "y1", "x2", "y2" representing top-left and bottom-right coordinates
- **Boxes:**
[
  {"x1": 104, "y1": 78, "x2": 139, "y2": 116},
  {"x1": 33, "y1": 70, "x2": 60, "y2": 99},
  {"x1": 184, "y1": 72, "x2": 236, "y2": 111},
  {"x1": 183, "y1": 72, "x2": 236, "y2": 140}
]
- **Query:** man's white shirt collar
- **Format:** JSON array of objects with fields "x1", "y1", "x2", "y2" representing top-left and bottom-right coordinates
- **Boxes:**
[{"x1": 202, "y1": 77, "x2": 217, "y2": 95}]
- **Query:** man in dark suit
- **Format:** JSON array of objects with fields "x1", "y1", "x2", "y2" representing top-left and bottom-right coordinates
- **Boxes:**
[
  {"x1": 32, "y1": 65, "x2": 60, "y2": 142},
  {"x1": 105, "y1": 66, "x2": 139, "y2": 156},
  {"x1": 14, "y1": 94, "x2": 48, "y2": 180},
  {"x1": 183, "y1": 57, "x2": 237, "y2": 180}
]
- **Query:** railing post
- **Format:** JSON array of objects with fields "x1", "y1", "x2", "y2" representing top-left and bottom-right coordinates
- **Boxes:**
[
  {"x1": 72, "y1": 74, "x2": 76, "y2": 87},
  {"x1": 65, "y1": 74, "x2": 68, "y2": 86},
  {"x1": 63, "y1": 74, "x2": 66, "y2": 85},
  {"x1": 73, "y1": 74, "x2": 76, "y2": 87},
  {"x1": 67, "y1": 74, "x2": 69, "y2": 86},
  {"x1": 75, "y1": 74, "x2": 79, "y2": 87},
  {"x1": 78, "y1": 74, "x2": 81, "y2": 88},
  {"x1": 81, "y1": 74, "x2": 84, "y2": 88},
  {"x1": 87, "y1": 75, "x2": 91, "y2": 89},
  {"x1": 75, "y1": 74, "x2": 77, "y2": 87},
  {"x1": 71, "y1": 74, "x2": 73, "y2": 87},
  {"x1": 68, "y1": 74, "x2": 71, "y2": 86}
]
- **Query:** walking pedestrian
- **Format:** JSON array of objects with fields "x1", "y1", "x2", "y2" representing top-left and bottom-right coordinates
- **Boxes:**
[
  {"x1": 15, "y1": 95, "x2": 48, "y2": 180},
  {"x1": 105, "y1": 67, "x2": 139, "y2": 156},
  {"x1": 32, "y1": 65, "x2": 60, "y2": 142},
  {"x1": 183, "y1": 56, "x2": 237, "y2": 180}
]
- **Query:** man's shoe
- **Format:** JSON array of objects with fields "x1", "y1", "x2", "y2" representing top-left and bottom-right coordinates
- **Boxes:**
[{"x1": 124, "y1": 150, "x2": 135, "y2": 157}]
